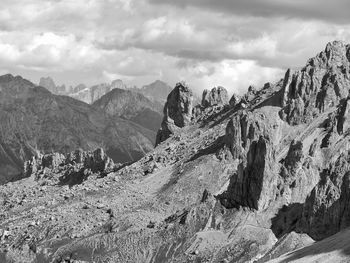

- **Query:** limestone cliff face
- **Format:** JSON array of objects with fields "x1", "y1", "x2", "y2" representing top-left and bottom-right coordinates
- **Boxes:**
[{"x1": 156, "y1": 82, "x2": 193, "y2": 145}]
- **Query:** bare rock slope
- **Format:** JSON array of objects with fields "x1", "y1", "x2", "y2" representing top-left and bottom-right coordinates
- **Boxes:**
[{"x1": 1, "y1": 41, "x2": 350, "y2": 263}]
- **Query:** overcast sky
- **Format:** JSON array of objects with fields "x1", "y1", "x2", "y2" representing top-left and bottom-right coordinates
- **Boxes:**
[{"x1": 1, "y1": 0, "x2": 350, "y2": 94}]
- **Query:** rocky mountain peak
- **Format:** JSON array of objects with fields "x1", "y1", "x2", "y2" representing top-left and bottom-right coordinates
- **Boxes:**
[
  {"x1": 201, "y1": 86, "x2": 229, "y2": 108},
  {"x1": 140, "y1": 80, "x2": 173, "y2": 103},
  {"x1": 229, "y1": 93, "x2": 241, "y2": 107},
  {"x1": 0, "y1": 74, "x2": 29, "y2": 85},
  {"x1": 0, "y1": 74, "x2": 15, "y2": 83},
  {"x1": 164, "y1": 82, "x2": 193, "y2": 128},
  {"x1": 321, "y1": 40, "x2": 348, "y2": 67},
  {"x1": 155, "y1": 82, "x2": 193, "y2": 145},
  {"x1": 280, "y1": 41, "x2": 350, "y2": 125}
]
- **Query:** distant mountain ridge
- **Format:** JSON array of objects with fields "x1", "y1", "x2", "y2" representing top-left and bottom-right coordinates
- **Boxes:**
[
  {"x1": 93, "y1": 88, "x2": 163, "y2": 133},
  {"x1": 38, "y1": 77, "x2": 172, "y2": 105},
  {"x1": 0, "y1": 74, "x2": 157, "y2": 184},
  {"x1": 139, "y1": 80, "x2": 173, "y2": 103}
]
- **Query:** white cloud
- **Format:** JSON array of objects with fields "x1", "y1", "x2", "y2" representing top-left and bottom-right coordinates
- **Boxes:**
[
  {"x1": 173, "y1": 60, "x2": 283, "y2": 95},
  {"x1": 0, "y1": 0, "x2": 349, "y2": 94}
]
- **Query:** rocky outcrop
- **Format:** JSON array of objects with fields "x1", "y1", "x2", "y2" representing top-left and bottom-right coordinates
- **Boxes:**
[
  {"x1": 201, "y1": 86, "x2": 229, "y2": 108},
  {"x1": 297, "y1": 149, "x2": 350, "y2": 240},
  {"x1": 280, "y1": 41, "x2": 350, "y2": 125},
  {"x1": 156, "y1": 82, "x2": 193, "y2": 145},
  {"x1": 221, "y1": 110, "x2": 280, "y2": 210},
  {"x1": 283, "y1": 140, "x2": 304, "y2": 175},
  {"x1": 222, "y1": 135, "x2": 277, "y2": 210},
  {"x1": 318, "y1": 97, "x2": 350, "y2": 148},
  {"x1": 222, "y1": 106, "x2": 319, "y2": 211},
  {"x1": 229, "y1": 93, "x2": 241, "y2": 107},
  {"x1": 224, "y1": 111, "x2": 273, "y2": 160},
  {"x1": 336, "y1": 97, "x2": 350, "y2": 134},
  {"x1": 24, "y1": 148, "x2": 117, "y2": 183},
  {"x1": 244, "y1": 85, "x2": 258, "y2": 102}
]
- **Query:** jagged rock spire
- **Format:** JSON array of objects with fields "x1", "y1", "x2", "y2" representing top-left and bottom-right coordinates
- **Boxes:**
[
  {"x1": 155, "y1": 82, "x2": 194, "y2": 145},
  {"x1": 280, "y1": 41, "x2": 350, "y2": 125},
  {"x1": 201, "y1": 86, "x2": 229, "y2": 108}
]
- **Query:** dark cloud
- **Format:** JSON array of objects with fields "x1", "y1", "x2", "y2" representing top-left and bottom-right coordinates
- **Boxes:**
[{"x1": 148, "y1": 0, "x2": 350, "y2": 24}]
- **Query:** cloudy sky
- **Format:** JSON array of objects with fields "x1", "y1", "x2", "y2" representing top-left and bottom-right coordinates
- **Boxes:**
[{"x1": 1, "y1": 0, "x2": 350, "y2": 94}]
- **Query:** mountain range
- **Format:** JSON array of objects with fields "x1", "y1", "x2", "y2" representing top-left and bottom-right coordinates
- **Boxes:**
[
  {"x1": 1, "y1": 41, "x2": 350, "y2": 263},
  {"x1": 0, "y1": 75, "x2": 163, "y2": 184},
  {"x1": 39, "y1": 77, "x2": 172, "y2": 104}
]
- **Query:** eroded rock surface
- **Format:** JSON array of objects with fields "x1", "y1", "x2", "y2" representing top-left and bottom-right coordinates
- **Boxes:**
[
  {"x1": 229, "y1": 93, "x2": 241, "y2": 107},
  {"x1": 201, "y1": 86, "x2": 229, "y2": 108},
  {"x1": 280, "y1": 41, "x2": 350, "y2": 125},
  {"x1": 24, "y1": 148, "x2": 118, "y2": 185},
  {"x1": 156, "y1": 82, "x2": 194, "y2": 145}
]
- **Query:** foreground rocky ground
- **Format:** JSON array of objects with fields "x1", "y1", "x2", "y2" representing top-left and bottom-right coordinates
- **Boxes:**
[{"x1": 1, "y1": 41, "x2": 350, "y2": 262}]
